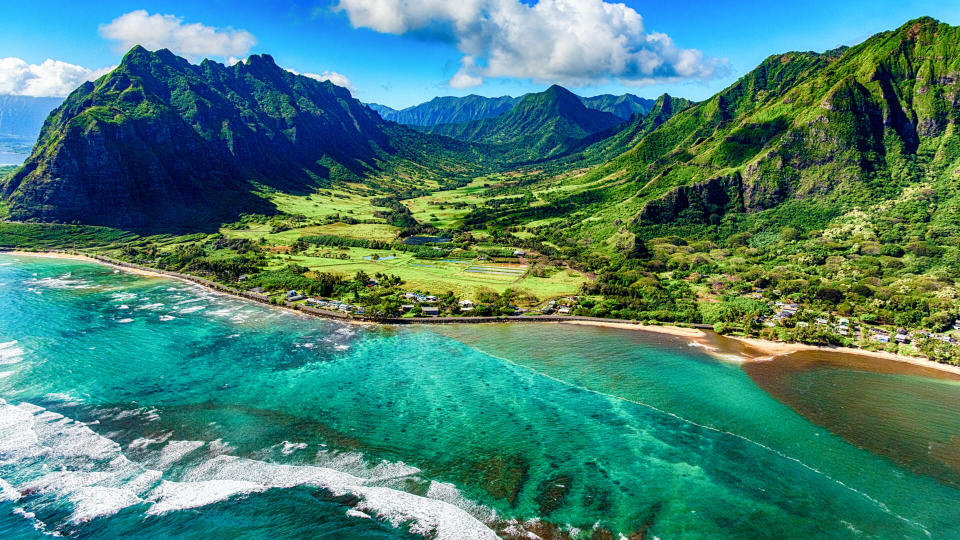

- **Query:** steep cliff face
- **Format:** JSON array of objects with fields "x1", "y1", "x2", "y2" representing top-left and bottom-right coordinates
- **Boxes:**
[
  {"x1": 0, "y1": 46, "x2": 472, "y2": 230},
  {"x1": 619, "y1": 17, "x2": 960, "y2": 229}
]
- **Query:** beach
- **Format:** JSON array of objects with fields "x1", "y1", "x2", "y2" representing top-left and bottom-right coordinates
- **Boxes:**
[{"x1": 7, "y1": 249, "x2": 960, "y2": 377}]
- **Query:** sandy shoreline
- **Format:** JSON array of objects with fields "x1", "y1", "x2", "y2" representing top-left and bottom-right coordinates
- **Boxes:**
[
  {"x1": 561, "y1": 317, "x2": 960, "y2": 377},
  {"x1": 4, "y1": 251, "x2": 375, "y2": 326},
  {"x1": 7, "y1": 250, "x2": 960, "y2": 376}
]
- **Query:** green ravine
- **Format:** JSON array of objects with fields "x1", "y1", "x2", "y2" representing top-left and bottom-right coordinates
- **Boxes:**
[{"x1": 6, "y1": 17, "x2": 960, "y2": 364}]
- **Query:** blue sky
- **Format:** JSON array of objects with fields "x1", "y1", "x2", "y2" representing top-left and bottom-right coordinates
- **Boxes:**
[{"x1": 1, "y1": 1, "x2": 959, "y2": 108}]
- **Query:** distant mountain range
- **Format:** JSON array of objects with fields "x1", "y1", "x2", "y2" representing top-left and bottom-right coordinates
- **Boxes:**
[
  {"x1": 423, "y1": 85, "x2": 627, "y2": 160},
  {"x1": 368, "y1": 92, "x2": 654, "y2": 126}
]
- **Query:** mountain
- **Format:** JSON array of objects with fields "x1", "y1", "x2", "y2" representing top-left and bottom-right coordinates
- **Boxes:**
[
  {"x1": 501, "y1": 17, "x2": 960, "y2": 248},
  {"x1": 578, "y1": 94, "x2": 656, "y2": 120},
  {"x1": 424, "y1": 85, "x2": 624, "y2": 160},
  {"x1": 369, "y1": 92, "x2": 651, "y2": 127},
  {"x1": 368, "y1": 95, "x2": 520, "y2": 126},
  {"x1": 1, "y1": 46, "x2": 480, "y2": 230},
  {"x1": 0, "y1": 95, "x2": 65, "y2": 139}
]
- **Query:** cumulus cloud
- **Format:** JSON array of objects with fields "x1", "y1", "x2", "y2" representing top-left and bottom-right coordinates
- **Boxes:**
[
  {"x1": 336, "y1": 0, "x2": 727, "y2": 88},
  {"x1": 0, "y1": 58, "x2": 115, "y2": 97},
  {"x1": 286, "y1": 68, "x2": 355, "y2": 94},
  {"x1": 99, "y1": 10, "x2": 256, "y2": 59}
]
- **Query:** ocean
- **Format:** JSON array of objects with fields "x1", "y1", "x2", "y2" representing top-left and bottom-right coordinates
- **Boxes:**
[{"x1": 1, "y1": 253, "x2": 958, "y2": 538}]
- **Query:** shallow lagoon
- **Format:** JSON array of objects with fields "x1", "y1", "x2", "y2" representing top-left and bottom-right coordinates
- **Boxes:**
[{"x1": 1, "y1": 254, "x2": 959, "y2": 538}]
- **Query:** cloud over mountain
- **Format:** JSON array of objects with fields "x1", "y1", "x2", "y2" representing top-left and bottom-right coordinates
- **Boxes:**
[
  {"x1": 0, "y1": 58, "x2": 114, "y2": 97},
  {"x1": 99, "y1": 10, "x2": 256, "y2": 60},
  {"x1": 336, "y1": 0, "x2": 727, "y2": 88}
]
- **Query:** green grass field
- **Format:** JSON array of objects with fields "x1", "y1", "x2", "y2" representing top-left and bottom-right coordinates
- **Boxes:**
[{"x1": 265, "y1": 246, "x2": 585, "y2": 301}]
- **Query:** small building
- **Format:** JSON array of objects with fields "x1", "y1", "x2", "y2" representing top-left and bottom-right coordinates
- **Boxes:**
[
  {"x1": 513, "y1": 250, "x2": 526, "y2": 256},
  {"x1": 286, "y1": 290, "x2": 306, "y2": 301},
  {"x1": 422, "y1": 306, "x2": 440, "y2": 316},
  {"x1": 459, "y1": 299, "x2": 474, "y2": 307},
  {"x1": 238, "y1": 274, "x2": 249, "y2": 281},
  {"x1": 400, "y1": 304, "x2": 415, "y2": 312},
  {"x1": 557, "y1": 306, "x2": 571, "y2": 315},
  {"x1": 425, "y1": 295, "x2": 438, "y2": 303},
  {"x1": 249, "y1": 287, "x2": 266, "y2": 294}
]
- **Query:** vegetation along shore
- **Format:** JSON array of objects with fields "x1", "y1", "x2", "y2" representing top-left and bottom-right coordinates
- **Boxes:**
[{"x1": 6, "y1": 249, "x2": 957, "y2": 377}]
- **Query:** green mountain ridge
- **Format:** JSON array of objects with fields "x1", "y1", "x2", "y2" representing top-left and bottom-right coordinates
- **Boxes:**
[
  {"x1": 1, "y1": 46, "x2": 482, "y2": 229},
  {"x1": 423, "y1": 85, "x2": 626, "y2": 160},
  {"x1": 508, "y1": 16, "x2": 960, "y2": 248},
  {"x1": 368, "y1": 92, "x2": 654, "y2": 127},
  {"x1": 367, "y1": 95, "x2": 521, "y2": 126}
]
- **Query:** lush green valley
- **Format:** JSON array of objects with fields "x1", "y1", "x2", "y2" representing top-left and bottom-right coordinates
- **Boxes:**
[{"x1": 5, "y1": 17, "x2": 960, "y2": 364}]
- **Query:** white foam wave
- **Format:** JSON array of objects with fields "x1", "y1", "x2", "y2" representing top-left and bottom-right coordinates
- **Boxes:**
[
  {"x1": 116, "y1": 305, "x2": 129, "y2": 310},
  {"x1": 116, "y1": 318, "x2": 134, "y2": 324},
  {"x1": 156, "y1": 455, "x2": 497, "y2": 539},
  {"x1": 149, "y1": 441, "x2": 204, "y2": 469},
  {"x1": 0, "y1": 401, "x2": 496, "y2": 538},
  {"x1": 178, "y1": 306, "x2": 206, "y2": 314},
  {"x1": 24, "y1": 273, "x2": 96, "y2": 290},
  {"x1": 128, "y1": 433, "x2": 172, "y2": 451},
  {"x1": 0, "y1": 340, "x2": 24, "y2": 365},
  {"x1": 159, "y1": 315, "x2": 176, "y2": 322},
  {"x1": 0, "y1": 478, "x2": 20, "y2": 501},
  {"x1": 279, "y1": 441, "x2": 307, "y2": 455},
  {"x1": 109, "y1": 292, "x2": 138, "y2": 302},
  {"x1": 135, "y1": 303, "x2": 164, "y2": 311}
]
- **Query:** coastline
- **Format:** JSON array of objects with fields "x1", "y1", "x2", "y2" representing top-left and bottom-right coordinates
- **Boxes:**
[{"x1": 6, "y1": 249, "x2": 960, "y2": 377}]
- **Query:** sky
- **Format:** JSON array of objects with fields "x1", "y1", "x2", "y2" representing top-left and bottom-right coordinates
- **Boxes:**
[{"x1": 1, "y1": 1, "x2": 959, "y2": 109}]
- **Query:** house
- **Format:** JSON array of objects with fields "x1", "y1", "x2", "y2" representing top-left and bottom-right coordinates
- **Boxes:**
[
  {"x1": 557, "y1": 306, "x2": 571, "y2": 314},
  {"x1": 422, "y1": 306, "x2": 440, "y2": 316},
  {"x1": 238, "y1": 274, "x2": 249, "y2": 281},
  {"x1": 796, "y1": 321, "x2": 810, "y2": 328},
  {"x1": 249, "y1": 287, "x2": 266, "y2": 294},
  {"x1": 404, "y1": 292, "x2": 418, "y2": 300},
  {"x1": 400, "y1": 304, "x2": 415, "y2": 313},
  {"x1": 285, "y1": 290, "x2": 306, "y2": 301},
  {"x1": 425, "y1": 295, "x2": 438, "y2": 303},
  {"x1": 513, "y1": 250, "x2": 526, "y2": 256},
  {"x1": 459, "y1": 299, "x2": 474, "y2": 307},
  {"x1": 953, "y1": 319, "x2": 960, "y2": 331},
  {"x1": 815, "y1": 318, "x2": 829, "y2": 325}
]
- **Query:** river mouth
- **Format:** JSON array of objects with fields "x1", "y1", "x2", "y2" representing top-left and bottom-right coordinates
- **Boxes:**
[{"x1": 744, "y1": 350, "x2": 960, "y2": 487}]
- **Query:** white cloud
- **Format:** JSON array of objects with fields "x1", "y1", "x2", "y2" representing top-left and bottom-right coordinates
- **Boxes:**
[
  {"x1": 0, "y1": 58, "x2": 115, "y2": 97},
  {"x1": 99, "y1": 10, "x2": 256, "y2": 60},
  {"x1": 286, "y1": 67, "x2": 355, "y2": 94},
  {"x1": 336, "y1": 0, "x2": 727, "y2": 88}
]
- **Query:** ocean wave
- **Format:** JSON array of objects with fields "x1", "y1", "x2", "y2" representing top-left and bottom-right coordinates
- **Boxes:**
[
  {"x1": 109, "y1": 292, "x2": 138, "y2": 302},
  {"x1": 0, "y1": 400, "x2": 497, "y2": 538},
  {"x1": 135, "y1": 303, "x2": 165, "y2": 311},
  {"x1": 0, "y1": 340, "x2": 24, "y2": 365},
  {"x1": 24, "y1": 273, "x2": 97, "y2": 290},
  {"x1": 116, "y1": 318, "x2": 134, "y2": 324},
  {"x1": 158, "y1": 315, "x2": 176, "y2": 322},
  {"x1": 178, "y1": 306, "x2": 206, "y2": 314}
]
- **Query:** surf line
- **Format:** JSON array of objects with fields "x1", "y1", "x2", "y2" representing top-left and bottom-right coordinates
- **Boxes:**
[{"x1": 476, "y1": 347, "x2": 933, "y2": 538}]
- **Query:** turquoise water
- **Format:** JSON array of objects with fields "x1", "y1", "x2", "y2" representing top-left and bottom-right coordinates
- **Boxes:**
[{"x1": 1, "y1": 254, "x2": 959, "y2": 538}]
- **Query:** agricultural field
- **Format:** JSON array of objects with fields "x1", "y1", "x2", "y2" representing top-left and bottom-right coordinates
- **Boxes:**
[{"x1": 266, "y1": 246, "x2": 586, "y2": 301}]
